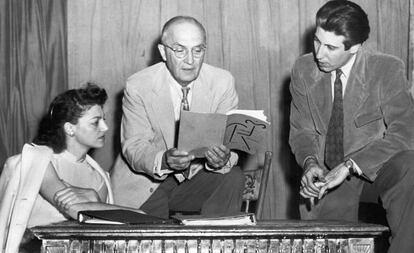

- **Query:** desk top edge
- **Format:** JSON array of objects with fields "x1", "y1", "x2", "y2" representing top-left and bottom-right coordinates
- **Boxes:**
[{"x1": 31, "y1": 220, "x2": 388, "y2": 239}]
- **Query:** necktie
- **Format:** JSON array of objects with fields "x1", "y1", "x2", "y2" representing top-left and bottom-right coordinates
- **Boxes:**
[
  {"x1": 181, "y1": 86, "x2": 190, "y2": 111},
  {"x1": 325, "y1": 69, "x2": 344, "y2": 170},
  {"x1": 180, "y1": 86, "x2": 190, "y2": 179}
]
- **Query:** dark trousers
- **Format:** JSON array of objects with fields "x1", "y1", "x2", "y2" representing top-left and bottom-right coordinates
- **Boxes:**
[
  {"x1": 300, "y1": 150, "x2": 414, "y2": 253},
  {"x1": 140, "y1": 166, "x2": 245, "y2": 219}
]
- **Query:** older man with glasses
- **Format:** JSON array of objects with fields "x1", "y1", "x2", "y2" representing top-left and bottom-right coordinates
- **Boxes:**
[{"x1": 111, "y1": 16, "x2": 245, "y2": 219}]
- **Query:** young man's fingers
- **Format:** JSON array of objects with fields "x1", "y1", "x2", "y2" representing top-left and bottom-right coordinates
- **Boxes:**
[
  {"x1": 318, "y1": 185, "x2": 329, "y2": 199},
  {"x1": 301, "y1": 186, "x2": 319, "y2": 198},
  {"x1": 307, "y1": 179, "x2": 322, "y2": 194}
]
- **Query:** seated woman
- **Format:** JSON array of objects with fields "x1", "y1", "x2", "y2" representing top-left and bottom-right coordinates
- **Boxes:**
[
  {"x1": 0, "y1": 83, "x2": 140, "y2": 253},
  {"x1": 29, "y1": 83, "x2": 118, "y2": 225}
]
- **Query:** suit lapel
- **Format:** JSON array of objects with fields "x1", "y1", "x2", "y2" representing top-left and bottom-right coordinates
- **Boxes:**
[
  {"x1": 344, "y1": 50, "x2": 368, "y2": 118},
  {"x1": 150, "y1": 70, "x2": 176, "y2": 148},
  {"x1": 308, "y1": 70, "x2": 332, "y2": 134},
  {"x1": 148, "y1": 65, "x2": 214, "y2": 147},
  {"x1": 308, "y1": 50, "x2": 369, "y2": 134}
]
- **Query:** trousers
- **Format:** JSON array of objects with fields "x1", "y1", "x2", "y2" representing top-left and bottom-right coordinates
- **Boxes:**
[
  {"x1": 300, "y1": 150, "x2": 414, "y2": 253},
  {"x1": 140, "y1": 166, "x2": 245, "y2": 219}
]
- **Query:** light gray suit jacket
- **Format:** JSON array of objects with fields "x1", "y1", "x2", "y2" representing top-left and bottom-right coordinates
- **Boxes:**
[
  {"x1": 111, "y1": 62, "x2": 238, "y2": 208},
  {"x1": 289, "y1": 48, "x2": 414, "y2": 182}
]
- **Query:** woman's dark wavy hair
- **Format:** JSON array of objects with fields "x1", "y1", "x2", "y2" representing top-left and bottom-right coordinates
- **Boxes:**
[
  {"x1": 33, "y1": 83, "x2": 107, "y2": 153},
  {"x1": 316, "y1": 0, "x2": 370, "y2": 50}
]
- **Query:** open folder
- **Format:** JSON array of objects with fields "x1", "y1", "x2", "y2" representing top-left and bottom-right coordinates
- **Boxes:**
[
  {"x1": 78, "y1": 209, "x2": 178, "y2": 225},
  {"x1": 177, "y1": 109, "x2": 270, "y2": 157}
]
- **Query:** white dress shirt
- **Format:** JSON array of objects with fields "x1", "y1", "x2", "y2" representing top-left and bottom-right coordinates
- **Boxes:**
[
  {"x1": 329, "y1": 54, "x2": 362, "y2": 175},
  {"x1": 152, "y1": 79, "x2": 238, "y2": 181}
]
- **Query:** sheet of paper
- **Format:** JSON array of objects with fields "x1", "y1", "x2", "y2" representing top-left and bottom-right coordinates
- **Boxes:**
[{"x1": 177, "y1": 111, "x2": 227, "y2": 157}]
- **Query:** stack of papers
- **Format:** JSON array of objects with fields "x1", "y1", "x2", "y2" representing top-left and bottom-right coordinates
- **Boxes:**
[{"x1": 173, "y1": 213, "x2": 257, "y2": 226}]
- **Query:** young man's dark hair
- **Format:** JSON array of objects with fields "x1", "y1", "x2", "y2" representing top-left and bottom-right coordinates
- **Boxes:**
[{"x1": 316, "y1": 0, "x2": 370, "y2": 50}]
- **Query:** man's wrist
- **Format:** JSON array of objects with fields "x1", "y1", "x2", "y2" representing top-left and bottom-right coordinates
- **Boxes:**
[
  {"x1": 344, "y1": 159, "x2": 356, "y2": 178},
  {"x1": 303, "y1": 156, "x2": 319, "y2": 170},
  {"x1": 153, "y1": 151, "x2": 173, "y2": 180},
  {"x1": 205, "y1": 151, "x2": 238, "y2": 172},
  {"x1": 206, "y1": 157, "x2": 230, "y2": 171},
  {"x1": 161, "y1": 151, "x2": 169, "y2": 170}
]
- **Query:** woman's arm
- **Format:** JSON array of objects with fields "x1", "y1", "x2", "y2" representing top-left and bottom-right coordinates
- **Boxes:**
[
  {"x1": 39, "y1": 162, "x2": 102, "y2": 216},
  {"x1": 39, "y1": 163, "x2": 67, "y2": 202},
  {"x1": 40, "y1": 161, "x2": 143, "y2": 220}
]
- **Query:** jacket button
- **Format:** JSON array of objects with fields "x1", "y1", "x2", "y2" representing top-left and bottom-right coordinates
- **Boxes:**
[{"x1": 150, "y1": 188, "x2": 154, "y2": 193}]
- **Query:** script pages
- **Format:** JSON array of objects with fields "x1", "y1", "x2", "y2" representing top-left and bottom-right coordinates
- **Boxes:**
[
  {"x1": 173, "y1": 212, "x2": 257, "y2": 226},
  {"x1": 177, "y1": 109, "x2": 270, "y2": 157},
  {"x1": 224, "y1": 110, "x2": 269, "y2": 154}
]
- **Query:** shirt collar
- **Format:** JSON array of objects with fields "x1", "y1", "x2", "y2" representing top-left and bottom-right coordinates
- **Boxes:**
[
  {"x1": 333, "y1": 53, "x2": 357, "y2": 79},
  {"x1": 170, "y1": 80, "x2": 194, "y2": 95}
]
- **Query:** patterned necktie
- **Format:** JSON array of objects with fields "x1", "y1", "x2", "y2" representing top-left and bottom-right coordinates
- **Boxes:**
[
  {"x1": 181, "y1": 86, "x2": 190, "y2": 111},
  {"x1": 180, "y1": 86, "x2": 190, "y2": 179},
  {"x1": 325, "y1": 69, "x2": 344, "y2": 170}
]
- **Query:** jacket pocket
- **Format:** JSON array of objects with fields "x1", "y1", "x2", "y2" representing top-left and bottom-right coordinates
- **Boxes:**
[{"x1": 354, "y1": 110, "x2": 383, "y2": 128}]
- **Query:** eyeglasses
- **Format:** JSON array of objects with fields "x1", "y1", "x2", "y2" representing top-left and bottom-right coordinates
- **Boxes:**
[{"x1": 162, "y1": 44, "x2": 206, "y2": 59}]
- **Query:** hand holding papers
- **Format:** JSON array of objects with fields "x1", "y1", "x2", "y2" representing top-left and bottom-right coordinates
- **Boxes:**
[{"x1": 177, "y1": 110, "x2": 270, "y2": 157}]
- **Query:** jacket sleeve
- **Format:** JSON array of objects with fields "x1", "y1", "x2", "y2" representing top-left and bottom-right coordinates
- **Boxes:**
[
  {"x1": 0, "y1": 154, "x2": 21, "y2": 252},
  {"x1": 289, "y1": 62, "x2": 322, "y2": 168},
  {"x1": 120, "y1": 83, "x2": 165, "y2": 178},
  {"x1": 350, "y1": 60, "x2": 414, "y2": 180}
]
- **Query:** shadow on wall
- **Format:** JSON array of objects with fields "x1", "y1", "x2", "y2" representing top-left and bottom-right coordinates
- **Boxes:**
[
  {"x1": 280, "y1": 25, "x2": 316, "y2": 219},
  {"x1": 110, "y1": 36, "x2": 164, "y2": 169},
  {"x1": 279, "y1": 75, "x2": 301, "y2": 219}
]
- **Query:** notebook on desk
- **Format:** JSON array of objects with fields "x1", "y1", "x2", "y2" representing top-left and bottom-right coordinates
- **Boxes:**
[
  {"x1": 78, "y1": 209, "x2": 178, "y2": 225},
  {"x1": 172, "y1": 212, "x2": 257, "y2": 226}
]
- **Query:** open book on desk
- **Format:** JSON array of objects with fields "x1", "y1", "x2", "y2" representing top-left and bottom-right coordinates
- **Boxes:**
[
  {"x1": 78, "y1": 209, "x2": 178, "y2": 225},
  {"x1": 177, "y1": 110, "x2": 270, "y2": 157},
  {"x1": 173, "y1": 212, "x2": 257, "y2": 226}
]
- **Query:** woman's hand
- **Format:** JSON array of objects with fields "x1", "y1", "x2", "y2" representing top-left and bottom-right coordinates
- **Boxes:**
[{"x1": 53, "y1": 184, "x2": 101, "y2": 211}]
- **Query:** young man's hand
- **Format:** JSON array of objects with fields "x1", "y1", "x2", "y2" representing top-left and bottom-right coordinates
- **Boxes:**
[
  {"x1": 300, "y1": 162, "x2": 325, "y2": 198},
  {"x1": 318, "y1": 162, "x2": 350, "y2": 199}
]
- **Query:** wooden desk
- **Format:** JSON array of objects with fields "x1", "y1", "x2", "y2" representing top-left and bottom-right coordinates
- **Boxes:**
[{"x1": 31, "y1": 220, "x2": 388, "y2": 253}]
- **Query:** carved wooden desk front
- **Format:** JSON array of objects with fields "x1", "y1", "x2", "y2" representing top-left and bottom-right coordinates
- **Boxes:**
[{"x1": 31, "y1": 220, "x2": 388, "y2": 253}]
